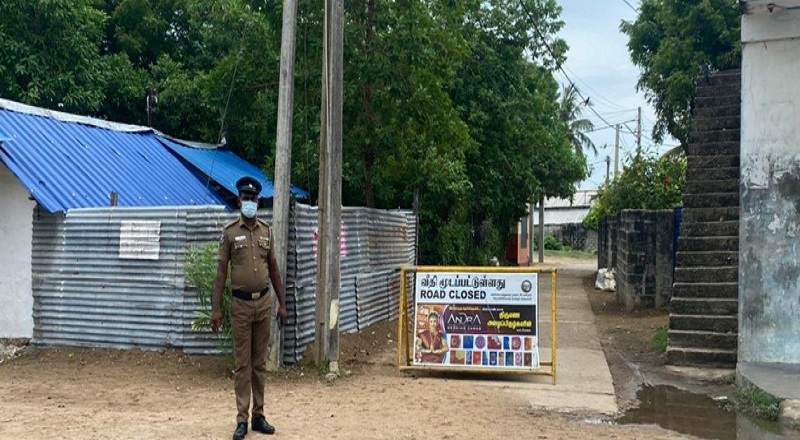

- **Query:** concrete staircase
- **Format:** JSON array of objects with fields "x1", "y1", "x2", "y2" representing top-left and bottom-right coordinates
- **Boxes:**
[{"x1": 667, "y1": 70, "x2": 740, "y2": 368}]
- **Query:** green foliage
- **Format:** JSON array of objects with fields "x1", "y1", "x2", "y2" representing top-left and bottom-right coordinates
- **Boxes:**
[
  {"x1": 731, "y1": 385, "x2": 782, "y2": 421},
  {"x1": 0, "y1": 0, "x2": 587, "y2": 266},
  {"x1": 185, "y1": 243, "x2": 233, "y2": 358},
  {"x1": 0, "y1": 0, "x2": 107, "y2": 112},
  {"x1": 651, "y1": 327, "x2": 668, "y2": 353},
  {"x1": 544, "y1": 235, "x2": 564, "y2": 251},
  {"x1": 584, "y1": 152, "x2": 687, "y2": 230},
  {"x1": 621, "y1": 0, "x2": 741, "y2": 146}
]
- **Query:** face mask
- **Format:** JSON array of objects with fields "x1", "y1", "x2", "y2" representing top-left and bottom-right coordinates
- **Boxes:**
[{"x1": 241, "y1": 201, "x2": 258, "y2": 218}]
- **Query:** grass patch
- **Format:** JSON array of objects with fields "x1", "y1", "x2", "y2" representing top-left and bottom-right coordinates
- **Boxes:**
[
  {"x1": 651, "y1": 327, "x2": 668, "y2": 353},
  {"x1": 711, "y1": 373, "x2": 736, "y2": 386},
  {"x1": 729, "y1": 385, "x2": 781, "y2": 421},
  {"x1": 543, "y1": 249, "x2": 597, "y2": 260}
]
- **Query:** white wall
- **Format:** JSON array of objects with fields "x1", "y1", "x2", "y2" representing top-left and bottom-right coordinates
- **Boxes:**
[
  {"x1": 739, "y1": 8, "x2": 800, "y2": 363},
  {"x1": 0, "y1": 163, "x2": 35, "y2": 338}
]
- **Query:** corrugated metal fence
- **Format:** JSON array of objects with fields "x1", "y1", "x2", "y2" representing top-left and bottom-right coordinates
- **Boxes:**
[{"x1": 31, "y1": 202, "x2": 415, "y2": 364}]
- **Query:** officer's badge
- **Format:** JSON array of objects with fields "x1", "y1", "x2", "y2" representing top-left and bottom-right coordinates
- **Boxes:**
[
  {"x1": 259, "y1": 236, "x2": 270, "y2": 249},
  {"x1": 219, "y1": 234, "x2": 224, "y2": 245}
]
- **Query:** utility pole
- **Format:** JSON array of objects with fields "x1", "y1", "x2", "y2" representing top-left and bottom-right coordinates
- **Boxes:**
[
  {"x1": 538, "y1": 196, "x2": 545, "y2": 264},
  {"x1": 636, "y1": 106, "x2": 642, "y2": 155},
  {"x1": 528, "y1": 202, "x2": 534, "y2": 265},
  {"x1": 614, "y1": 124, "x2": 621, "y2": 177},
  {"x1": 606, "y1": 156, "x2": 610, "y2": 185},
  {"x1": 271, "y1": 0, "x2": 299, "y2": 371},
  {"x1": 146, "y1": 88, "x2": 157, "y2": 127},
  {"x1": 316, "y1": 0, "x2": 344, "y2": 375}
]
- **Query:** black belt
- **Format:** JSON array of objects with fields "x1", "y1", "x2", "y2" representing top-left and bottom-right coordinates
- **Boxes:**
[{"x1": 232, "y1": 286, "x2": 269, "y2": 301}]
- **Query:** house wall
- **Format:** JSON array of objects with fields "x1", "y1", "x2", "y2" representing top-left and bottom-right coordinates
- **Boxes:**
[
  {"x1": 0, "y1": 163, "x2": 35, "y2": 338},
  {"x1": 739, "y1": 9, "x2": 800, "y2": 363}
]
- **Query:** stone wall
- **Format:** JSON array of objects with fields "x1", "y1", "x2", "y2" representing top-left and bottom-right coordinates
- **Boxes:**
[
  {"x1": 599, "y1": 210, "x2": 676, "y2": 310},
  {"x1": 542, "y1": 224, "x2": 597, "y2": 252}
]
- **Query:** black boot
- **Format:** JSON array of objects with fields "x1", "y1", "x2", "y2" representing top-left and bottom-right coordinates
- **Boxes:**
[
  {"x1": 251, "y1": 416, "x2": 276, "y2": 435},
  {"x1": 233, "y1": 422, "x2": 248, "y2": 440}
]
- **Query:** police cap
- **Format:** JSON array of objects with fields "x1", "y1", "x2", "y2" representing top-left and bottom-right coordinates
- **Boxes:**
[{"x1": 235, "y1": 176, "x2": 262, "y2": 196}]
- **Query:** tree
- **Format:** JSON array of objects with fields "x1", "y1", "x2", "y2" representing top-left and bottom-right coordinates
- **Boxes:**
[
  {"x1": 620, "y1": 0, "x2": 740, "y2": 147},
  {"x1": 583, "y1": 151, "x2": 687, "y2": 229},
  {"x1": 0, "y1": 0, "x2": 107, "y2": 113},
  {"x1": 558, "y1": 84, "x2": 595, "y2": 158}
]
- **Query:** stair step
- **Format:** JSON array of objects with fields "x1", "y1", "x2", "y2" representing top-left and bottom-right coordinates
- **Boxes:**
[
  {"x1": 695, "y1": 70, "x2": 741, "y2": 87},
  {"x1": 693, "y1": 104, "x2": 741, "y2": 119},
  {"x1": 674, "y1": 267, "x2": 738, "y2": 284},
  {"x1": 676, "y1": 251, "x2": 738, "y2": 266},
  {"x1": 667, "y1": 347, "x2": 737, "y2": 368},
  {"x1": 679, "y1": 236, "x2": 738, "y2": 252},
  {"x1": 680, "y1": 221, "x2": 739, "y2": 237},
  {"x1": 687, "y1": 167, "x2": 739, "y2": 181},
  {"x1": 671, "y1": 298, "x2": 738, "y2": 316},
  {"x1": 687, "y1": 154, "x2": 740, "y2": 169},
  {"x1": 691, "y1": 129, "x2": 740, "y2": 144},
  {"x1": 673, "y1": 282, "x2": 738, "y2": 298},
  {"x1": 682, "y1": 207, "x2": 739, "y2": 223},
  {"x1": 695, "y1": 82, "x2": 741, "y2": 98},
  {"x1": 692, "y1": 116, "x2": 740, "y2": 132},
  {"x1": 687, "y1": 141, "x2": 740, "y2": 156},
  {"x1": 694, "y1": 95, "x2": 741, "y2": 109},
  {"x1": 670, "y1": 314, "x2": 738, "y2": 333},
  {"x1": 685, "y1": 179, "x2": 740, "y2": 194},
  {"x1": 669, "y1": 330, "x2": 738, "y2": 350},
  {"x1": 683, "y1": 193, "x2": 740, "y2": 209}
]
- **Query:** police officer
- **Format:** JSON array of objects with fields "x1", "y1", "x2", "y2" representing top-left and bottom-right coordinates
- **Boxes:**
[{"x1": 212, "y1": 176, "x2": 287, "y2": 440}]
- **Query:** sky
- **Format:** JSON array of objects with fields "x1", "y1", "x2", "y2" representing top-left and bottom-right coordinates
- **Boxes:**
[{"x1": 556, "y1": 0, "x2": 677, "y2": 190}]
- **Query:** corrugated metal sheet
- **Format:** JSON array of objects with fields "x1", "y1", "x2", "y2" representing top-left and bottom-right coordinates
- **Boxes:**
[
  {"x1": 160, "y1": 138, "x2": 308, "y2": 200},
  {"x1": 0, "y1": 103, "x2": 226, "y2": 213},
  {"x1": 32, "y1": 207, "x2": 191, "y2": 349},
  {"x1": 32, "y1": 202, "x2": 416, "y2": 364}
]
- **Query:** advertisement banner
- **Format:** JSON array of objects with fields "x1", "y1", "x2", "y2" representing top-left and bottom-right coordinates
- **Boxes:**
[{"x1": 412, "y1": 272, "x2": 539, "y2": 370}]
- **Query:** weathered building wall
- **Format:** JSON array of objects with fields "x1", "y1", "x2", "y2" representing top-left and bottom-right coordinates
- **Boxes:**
[
  {"x1": 740, "y1": 8, "x2": 800, "y2": 364},
  {"x1": 0, "y1": 163, "x2": 36, "y2": 338}
]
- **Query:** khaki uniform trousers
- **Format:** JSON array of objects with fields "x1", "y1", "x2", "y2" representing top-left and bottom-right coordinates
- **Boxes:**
[{"x1": 230, "y1": 293, "x2": 272, "y2": 423}]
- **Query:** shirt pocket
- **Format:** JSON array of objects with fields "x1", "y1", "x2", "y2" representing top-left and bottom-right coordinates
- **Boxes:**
[
  {"x1": 232, "y1": 241, "x2": 249, "y2": 265},
  {"x1": 258, "y1": 235, "x2": 270, "y2": 258}
]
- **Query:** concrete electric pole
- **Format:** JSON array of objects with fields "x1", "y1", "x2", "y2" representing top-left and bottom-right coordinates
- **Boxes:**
[
  {"x1": 270, "y1": 0, "x2": 299, "y2": 370},
  {"x1": 316, "y1": 0, "x2": 344, "y2": 374}
]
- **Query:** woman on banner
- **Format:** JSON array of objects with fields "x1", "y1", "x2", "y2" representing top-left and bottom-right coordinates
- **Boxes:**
[{"x1": 416, "y1": 310, "x2": 449, "y2": 363}]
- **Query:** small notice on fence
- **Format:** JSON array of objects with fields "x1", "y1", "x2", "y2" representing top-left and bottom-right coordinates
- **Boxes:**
[
  {"x1": 119, "y1": 220, "x2": 161, "y2": 260},
  {"x1": 412, "y1": 271, "x2": 539, "y2": 371}
]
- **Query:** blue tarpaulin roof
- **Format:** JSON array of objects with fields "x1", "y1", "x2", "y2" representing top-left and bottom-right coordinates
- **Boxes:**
[
  {"x1": 159, "y1": 137, "x2": 309, "y2": 200},
  {"x1": 0, "y1": 99, "x2": 306, "y2": 213}
]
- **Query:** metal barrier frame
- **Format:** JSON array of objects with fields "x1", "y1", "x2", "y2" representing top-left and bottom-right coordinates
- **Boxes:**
[{"x1": 397, "y1": 266, "x2": 558, "y2": 384}]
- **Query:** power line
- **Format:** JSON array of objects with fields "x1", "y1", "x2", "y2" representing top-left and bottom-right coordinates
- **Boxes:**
[
  {"x1": 517, "y1": 0, "x2": 619, "y2": 128},
  {"x1": 561, "y1": 65, "x2": 631, "y2": 111},
  {"x1": 621, "y1": 0, "x2": 638, "y2": 13}
]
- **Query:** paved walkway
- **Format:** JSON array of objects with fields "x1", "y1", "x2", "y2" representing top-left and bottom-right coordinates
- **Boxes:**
[{"x1": 416, "y1": 259, "x2": 618, "y2": 415}]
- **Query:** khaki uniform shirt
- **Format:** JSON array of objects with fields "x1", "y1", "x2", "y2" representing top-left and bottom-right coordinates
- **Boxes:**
[{"x1": 218, "y1": 217, "x2": 272, "y2": 293}]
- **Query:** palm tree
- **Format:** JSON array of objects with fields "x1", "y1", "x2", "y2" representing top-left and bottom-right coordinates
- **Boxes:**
[{"x1": 558, "y1": 84, "x2": 596, "y2": 158}]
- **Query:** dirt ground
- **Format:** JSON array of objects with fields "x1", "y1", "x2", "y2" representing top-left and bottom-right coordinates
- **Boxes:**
[
  {"x1": 582, "y1": 273, "x2": 671, "y2": 410},
  {"x1": 0, "y1": 258, "x2": 694, "y2": 440}
]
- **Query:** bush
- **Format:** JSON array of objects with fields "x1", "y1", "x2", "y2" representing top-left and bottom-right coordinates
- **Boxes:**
[
  {"x1": 584, "y1": 152, "x2": 686, "y2": 230},
  {"x1": 185, "y1": 243, "x2": 233, "y2": 358},
  {"x1": 533, "y1": 234, "x2": 566, "y2": 251}
]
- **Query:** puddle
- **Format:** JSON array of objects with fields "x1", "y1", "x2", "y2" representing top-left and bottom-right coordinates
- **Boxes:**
[{"x1": 618, "y1": 385, "x2": 799, "y2": 440}]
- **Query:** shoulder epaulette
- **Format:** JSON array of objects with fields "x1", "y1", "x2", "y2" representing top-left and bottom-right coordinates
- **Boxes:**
[{"x1": 223, "y1": 219, "x2": 239, "y2": 229}]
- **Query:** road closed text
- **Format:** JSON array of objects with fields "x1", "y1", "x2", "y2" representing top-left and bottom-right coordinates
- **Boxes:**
[{"x1": 419, "y1": 290, "x2": 487, "y2": 300}]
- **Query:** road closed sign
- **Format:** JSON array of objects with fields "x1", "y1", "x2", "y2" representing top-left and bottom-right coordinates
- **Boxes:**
[{"x1": 412, "y1": 271, "x2": 539, "y2": 371}]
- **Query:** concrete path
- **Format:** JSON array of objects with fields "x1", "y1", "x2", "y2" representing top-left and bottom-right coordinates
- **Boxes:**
[{"x1": 416, "y1": 260, "x2": 618, "y2": 416}]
